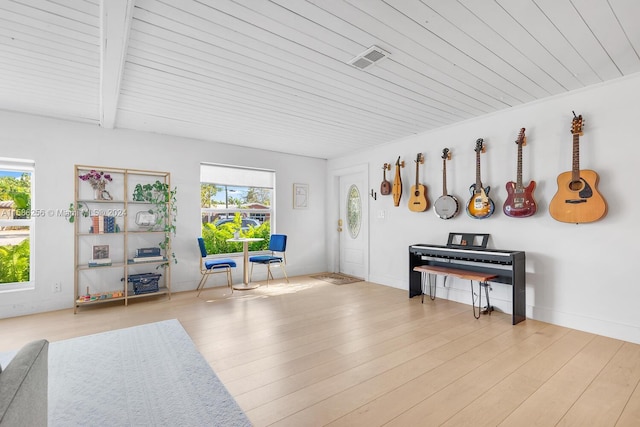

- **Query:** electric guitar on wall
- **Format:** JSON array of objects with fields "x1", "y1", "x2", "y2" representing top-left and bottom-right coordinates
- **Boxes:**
[
  {"x1": 433, "y1": 148, "x2": 459, "y2": 219},
  {"x1": 380, "y1": 163, "x2": 391, "y2": 195},
  {"x1": 466, "y1": 138, "x2": 495, "y2": 219},
  {"x1": 503, "y1": 128, "x2": 537, "y2": 217},
  {"x1": 549, "y1": 112, "x2": 607, "y2": 223},
  {"x1": 392, "y1": 156, "x2": 404, "y2": 207},
  {"x1": 409, "y1": 153, "x2": 429, "y2": 212}
]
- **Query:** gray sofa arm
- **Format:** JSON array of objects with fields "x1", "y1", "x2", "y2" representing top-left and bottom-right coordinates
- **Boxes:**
[{"x1": 0, "y1": 339, "x2": 48, "y2": 426}]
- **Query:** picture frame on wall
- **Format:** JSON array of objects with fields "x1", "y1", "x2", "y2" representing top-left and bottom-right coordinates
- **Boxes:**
[{"x1": 293, "y1": 183, "x2": 309, "y2": 209}]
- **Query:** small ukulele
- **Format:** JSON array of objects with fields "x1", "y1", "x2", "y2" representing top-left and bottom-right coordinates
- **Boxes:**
[
  {"x1": 409, "y1": 153, "x2": 429, "y2": 212},
  {"x1": 392, "y1": 156, "x2": 404, "y2": 207},
  {"x1": 466, "y1": 138, "x2": 495, "y2": 219},
  {"x1": 433, "y1": 148, "x2": 459, "y2": 219},
  {"x1": 504, "y1": 128, "x2": 537, "y2": 217},
  {"x1": 380, "y1": 163, "x2": 391, "y2": 195},
  {"x1": 549, "y1": 112, "x2": 607, "y2": 223}
]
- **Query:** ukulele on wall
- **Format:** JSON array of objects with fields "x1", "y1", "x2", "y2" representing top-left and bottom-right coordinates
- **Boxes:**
[
  {"x1": 549, "y1": 112, "x2": 607, "y2": 223},
  {"x1": 409, "y1": 153, "x2": 429, "y2": 212},
  {"x1": 380, "y1": 163, "x2": 391, "y2": 195},
  {"x1": 392, "y1": 156, "x2": 404, "y2": 207},
  {"x1": 433, "y1": 148, "x2": 459, "y2": 219},
  {"x1": 503, "y1": 128, "x2": 537, "y2": 217},
  {"x1": 466, "y1": 138, "x2": 495, "y2": 219}
]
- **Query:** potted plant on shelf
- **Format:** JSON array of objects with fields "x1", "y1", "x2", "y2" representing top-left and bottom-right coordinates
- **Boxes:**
[
  {"x1": 132, "y1": 180, "x2": 178, "y2": 264},
  {"x1": 78, "y1": 169, "x2": 113, "y2": 200}
]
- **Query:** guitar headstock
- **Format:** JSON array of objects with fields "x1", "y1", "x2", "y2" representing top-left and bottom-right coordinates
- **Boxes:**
[
  {"x1": 571, "y1": 112, "x2": 584, "y2": 136},
  {"x1": 516, "y1": 128, "x2": 526, "y2": 146},
  {"x1": 415, "y1": 153, "x2": 424, "y2": 164},
  {"x1": 442, "y1": 148, "x2": 451, "y2": 160},
  {"x1": 474, "y1": 138, "x2": 485, "y2": 153},
  {"x1": 382, "y1": 163, "x2": 390, "y2": 171},
  {"x1": 395, "y1": 156, "x2": 405, "y2": 168}
]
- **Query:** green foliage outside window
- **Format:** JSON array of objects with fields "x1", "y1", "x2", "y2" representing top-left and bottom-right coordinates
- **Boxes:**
[
  {"x1": 201, "y1": 213, "x2": 270, "y2": 255},
  {"x1": 0, "y1": 239, "x2": 30, "y2": 284}
]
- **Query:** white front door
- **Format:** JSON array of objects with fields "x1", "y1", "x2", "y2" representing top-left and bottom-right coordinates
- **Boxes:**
[{"x1": 338, "y1": 172, "x2": 366, "y2": 278}]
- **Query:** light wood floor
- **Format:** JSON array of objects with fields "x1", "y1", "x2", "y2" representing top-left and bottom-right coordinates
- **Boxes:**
[{"x1": 2, "y1": 276, "x2": 640, "y2": 426}]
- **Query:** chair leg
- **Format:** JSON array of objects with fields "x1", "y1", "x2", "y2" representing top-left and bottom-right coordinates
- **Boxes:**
[
  {"x1": 280, "y1": 262, "x2": 289, "y2": 283},
  {"x1": 197, "y1": 273, "x2": 209, "y2": 297},
  {"x1": 226, "y1": 268, "x2": 233, "y2": 293}
]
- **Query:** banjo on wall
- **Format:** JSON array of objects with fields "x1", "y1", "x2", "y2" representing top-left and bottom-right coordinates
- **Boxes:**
[{"x1": 433, "y1": 148, "x2": 459, "y2": 219}]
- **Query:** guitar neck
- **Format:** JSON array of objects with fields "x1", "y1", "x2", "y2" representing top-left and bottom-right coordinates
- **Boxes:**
[
  {"x1": 442, "y1": 159, "x2": 448, "y2": 195},
  {"x1": 415, "y1": 161, "x2": 420, "y2": 187},
  {"x1": 516, "y1": 142, "x2": 523, "y2": 188},
  {"x1": 475, "y1": 152, "x2": 482, "y2": 190},
  {"x1": 572, "y1": 133, "x2": 580, "y2": 182}
]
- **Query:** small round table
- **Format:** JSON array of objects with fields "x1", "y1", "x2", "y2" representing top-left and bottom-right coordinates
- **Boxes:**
[{"x1": 226, "y1": 237, "x2": 264, "y2": 290}]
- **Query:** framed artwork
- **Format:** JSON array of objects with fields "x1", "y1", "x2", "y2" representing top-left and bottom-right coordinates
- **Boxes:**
[
  {"x1": 92, "y1": 244, "x2": 110, "y2": 260},
  {"x1": 293, "y1": 183, "x2": 309, "y2": 209}
]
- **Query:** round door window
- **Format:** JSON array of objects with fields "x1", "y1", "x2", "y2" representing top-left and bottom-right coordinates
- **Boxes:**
[{"x1": 346, "y1": 184, "x2": 361, "y2": 239}]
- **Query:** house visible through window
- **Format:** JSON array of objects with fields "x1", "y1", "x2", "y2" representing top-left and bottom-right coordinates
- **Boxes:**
[
  {"x1": 200, "y1": 163, "x2": 274, "y2": 255},
  {"x1": 0, "y1": 158, "x2": 34, "y2": 290}
]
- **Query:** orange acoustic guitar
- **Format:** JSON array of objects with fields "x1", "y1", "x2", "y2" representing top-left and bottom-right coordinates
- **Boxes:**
[
  {"x1": 466, "y1": 138, "x2": 495, "y2": 219},
  {"x1": 503, "y1": 128, "x2": 537, "y2": 217},
  {"x1": 409, "y1": 153, "x2": 429, "y2": 212},
  {"x1": 549, "y1": 113, "x2": 607, "y2": 223}
]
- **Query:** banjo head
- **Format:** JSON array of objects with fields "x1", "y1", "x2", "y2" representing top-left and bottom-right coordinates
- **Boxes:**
[{"x1": 434, "y1": 195, "x2": 460, "y2": 219}]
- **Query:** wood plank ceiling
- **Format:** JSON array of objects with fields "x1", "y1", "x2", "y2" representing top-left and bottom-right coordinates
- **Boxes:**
[{"x1": 1, "y1": 0, "x2": 639, "y2": 159}]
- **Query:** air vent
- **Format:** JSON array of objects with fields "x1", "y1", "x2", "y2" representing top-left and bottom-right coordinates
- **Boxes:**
[{"x1": 348, "y1": 45, "x2": 390, "y2": 70}]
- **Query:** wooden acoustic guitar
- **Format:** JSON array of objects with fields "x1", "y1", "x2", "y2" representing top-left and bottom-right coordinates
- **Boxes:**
[
  {"x1": 549, "y1": 113, "x2": 607, "y2": 223},
  {"x1": 392, "y1": 156, "x2": 404, "y2": 207},
  {"x1": 380, "y1": 163, "x2": 391, "y2": 195},
  {"x1": 409, "y1": 153, "x2": 429, "y2": 212},
  {"x1": 503, "y1": 128, "x2": 537, "y2": 217},
  {"x1": 466, "y1": 138, "x2": 495, "y2": 219},
  {"x1": 433, "y1": 148, "x2": 459, "y2": 219}
]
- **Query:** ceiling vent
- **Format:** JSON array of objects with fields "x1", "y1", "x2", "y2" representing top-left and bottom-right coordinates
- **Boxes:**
[{"x1": 348, "y1": 45, "x2": 390, "y2": 70}]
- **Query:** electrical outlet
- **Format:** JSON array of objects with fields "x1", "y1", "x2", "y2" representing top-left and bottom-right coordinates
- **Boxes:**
[{"x1": 53, "y1": 283, "x2": 61, "y2": 293}]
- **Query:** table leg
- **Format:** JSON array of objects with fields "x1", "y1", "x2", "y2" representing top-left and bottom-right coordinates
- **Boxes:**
[{"x1": 233, "y1": 240, "x2": 260, "y2": 290}]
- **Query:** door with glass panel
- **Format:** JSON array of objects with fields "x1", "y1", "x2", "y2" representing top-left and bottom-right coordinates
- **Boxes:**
[{"x1": 338, "y1": 172, "x2": 366, "y2": 279}]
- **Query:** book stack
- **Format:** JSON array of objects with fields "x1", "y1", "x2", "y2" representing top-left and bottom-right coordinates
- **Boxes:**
[
  {"x1": 88, "y1": 258, "x2": 112, "y2": 267},
  {"x1": 129, "y1": 247, "x2": 166, "y2": 263},
  {"x1": 90, "y1": 216, "x2": 117, "y2": 234}
]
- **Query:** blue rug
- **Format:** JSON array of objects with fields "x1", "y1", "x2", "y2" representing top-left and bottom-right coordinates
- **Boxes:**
[{"x1": 47, "y1": 319, "x2": 251, "y2": 426}]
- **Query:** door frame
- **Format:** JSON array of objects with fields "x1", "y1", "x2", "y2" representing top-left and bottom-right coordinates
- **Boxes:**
[{"x1": 328, "y1": 163, "x2": 369, "y2": 280}]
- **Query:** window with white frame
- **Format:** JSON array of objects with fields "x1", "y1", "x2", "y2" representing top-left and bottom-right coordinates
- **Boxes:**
[
  {"x1": 200, "y1": 163, "x2": 274, "y2": 255},
  {"x1": 0, "y1": 158, "x2": 35, "y2": 290}
]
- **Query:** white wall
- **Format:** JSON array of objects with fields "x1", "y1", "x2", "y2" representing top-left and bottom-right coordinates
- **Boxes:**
[
  {"x1": 0, "y1": 111, "x2": 327, "y2": 318},
  {"x1": 328, "y1": 73, "x2": 640, "y2": 344}
]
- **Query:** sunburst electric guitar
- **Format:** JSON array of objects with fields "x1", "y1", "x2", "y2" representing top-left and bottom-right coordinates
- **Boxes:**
[
  {"x1": 408, "y1": 153, "x2": 428, "y2": 212},
  {"x1": 549, "y1": 113, "x2": 607, "y2": 223},
  {"x1": 466, "y1": 138, "x2": 495, "y2": 219},
  {"x1": 503, "y1": 128, "x2": 537, "y2": 217}
]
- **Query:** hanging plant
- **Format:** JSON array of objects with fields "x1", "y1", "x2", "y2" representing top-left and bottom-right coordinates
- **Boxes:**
[{"x1": 132, "y1": 181, "x2": 178, "y2": 264}]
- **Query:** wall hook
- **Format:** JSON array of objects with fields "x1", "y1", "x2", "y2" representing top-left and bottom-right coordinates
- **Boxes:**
[{"x1": 370, "y1": 189, "x2": 377, "y2": 200}]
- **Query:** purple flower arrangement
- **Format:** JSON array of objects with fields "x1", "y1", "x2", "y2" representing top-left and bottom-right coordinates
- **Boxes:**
[{"x1": 79, "y1": 170, "x2": 112, "y2": 189}]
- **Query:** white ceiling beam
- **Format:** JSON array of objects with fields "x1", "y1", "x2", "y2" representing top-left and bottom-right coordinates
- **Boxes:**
[{"x1": 100, "y1": 0, "x2": 134, "y2": 128}]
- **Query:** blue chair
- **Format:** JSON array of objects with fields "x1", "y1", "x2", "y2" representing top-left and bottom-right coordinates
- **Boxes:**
[
  {"x1": 196, "y1": 237, "x2": 237, "y2": 296},
  {"x1": 249, "y1": 234, "x2": 289, "y2": 286}
]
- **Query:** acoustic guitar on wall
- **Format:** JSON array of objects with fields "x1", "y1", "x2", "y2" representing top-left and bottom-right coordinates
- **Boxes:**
[
  {"x1": 433, "y1": 148, "x2": 459, "y2": 219},
  {"x1": 549, "y1": 112, "x2": 607, "y2": 223},
  {"x1": 409, "y1": 153, "x2": 429, "y2": 212},
  {"x1": 466, "y1": 138, "x2": 495, "y2": 219},
  {"x1": 380, "y1": 163, "x2": 391, "y2": 195},
  {"x1": 503, "y1": 128, "x2": 537, "y2": 217}
]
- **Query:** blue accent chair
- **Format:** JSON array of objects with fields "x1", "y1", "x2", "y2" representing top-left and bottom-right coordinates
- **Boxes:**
[
  {"x1": 249, "y1": 234, "x2": 289, "y2": 286},
  {"x1": 197, "y1": 237, "x2": 237, "y2": 296}
]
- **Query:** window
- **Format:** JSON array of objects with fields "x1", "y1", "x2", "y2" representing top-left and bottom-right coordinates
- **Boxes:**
[
  {"x1": 200, "y1": 164, "x2": 274, "y2": 255},
  {"x1": 0, "y1": 158, "x2": 35, "y2": 290}
]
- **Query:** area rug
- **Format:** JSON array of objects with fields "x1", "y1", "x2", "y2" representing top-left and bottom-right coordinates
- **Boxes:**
[
  {"x1": 47, "y1": 319, "x2": 251, "y2": 427},
  {"x1": 310, "y1": 272, "x2": 363, "y2": 285}
]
